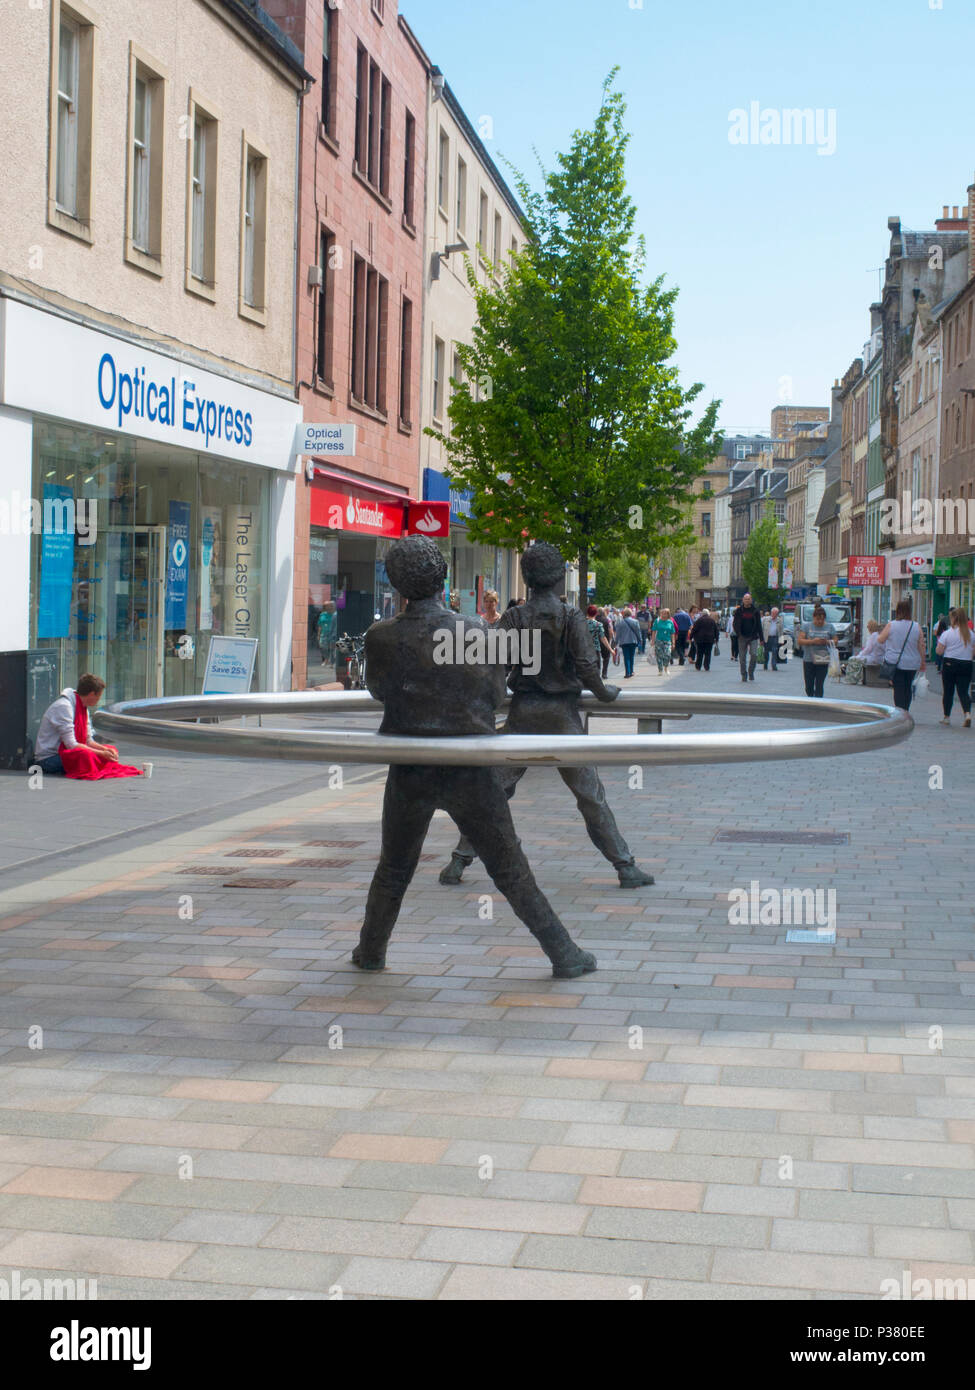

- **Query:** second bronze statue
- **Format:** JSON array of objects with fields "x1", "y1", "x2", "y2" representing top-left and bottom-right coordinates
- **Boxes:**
[{"x1": 439, "y1": 541, "x2": 655, "y2": 890}]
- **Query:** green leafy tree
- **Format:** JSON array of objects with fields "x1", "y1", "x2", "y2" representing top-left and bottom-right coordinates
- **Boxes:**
[
  {"x1": 592, "y1": 553, "x2": 650, "y2": 606},
  {"x1": 426, "y1": 72, "x2": 721, "y2": 608},
  {"x1": 742, "y1": 502, "x2": 788, "y2": 606}
]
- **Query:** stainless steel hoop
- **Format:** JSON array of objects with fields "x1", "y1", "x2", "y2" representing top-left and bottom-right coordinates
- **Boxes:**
[{"x1": 95, "y1": 689, "x2": 913, "y2": 768}]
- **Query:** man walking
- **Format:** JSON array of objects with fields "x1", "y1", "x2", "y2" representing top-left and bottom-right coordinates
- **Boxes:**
[
  {"x1": 440, "y1": 542, "x2": 655, "y2": 890},
  {"x1": 356, "y1": 535, "x2": 597, "y2": 979},
  {"x1": 762, "y1": 607, "x2": 783, "y2": 671},
  {"x1": 672, "y1": 606, "x2": 692, "y2": 665},
  {"x1": 733, "y1": 593, "x2": 763, "y2": 682}
]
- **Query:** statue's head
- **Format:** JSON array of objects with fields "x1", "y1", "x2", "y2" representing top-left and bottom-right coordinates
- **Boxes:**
[
  {"x1": 385, "y1": 535, "x2": 448, "y2": 600},
  {"x1": 520, "y1": 542, "x2": 565, "y2": 592}
]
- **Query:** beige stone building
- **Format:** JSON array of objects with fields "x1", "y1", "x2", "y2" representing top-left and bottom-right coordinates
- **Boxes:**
[
  {"x1": 658, "y1": 461, "x2": 729, "y2": 613},
  {"x1": 0, "y1": 0, "x2": 307, "y2": 703}
]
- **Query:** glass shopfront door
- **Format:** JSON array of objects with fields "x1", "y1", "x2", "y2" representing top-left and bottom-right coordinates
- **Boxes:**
[{"x1": 106, "y1": 527, "x2": 166, "y2": 701}]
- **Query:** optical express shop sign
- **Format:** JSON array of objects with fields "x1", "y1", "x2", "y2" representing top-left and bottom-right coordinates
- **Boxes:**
[{"x1": 0, "y1": 300, "x2": 298, "y2": 465}]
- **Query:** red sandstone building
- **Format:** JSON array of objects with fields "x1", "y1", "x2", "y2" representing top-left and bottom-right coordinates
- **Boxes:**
[{"x1": 266, "y1": 0, "x2": 431, "y2": 687}]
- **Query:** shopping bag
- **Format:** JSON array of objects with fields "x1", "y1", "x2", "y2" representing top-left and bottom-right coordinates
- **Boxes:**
[
  {"x1": 914, "y1": 673, "x2": 930, "y2": 696},
  {"x1": 612, "y1": 645, "x2": 620, "y2": 666},
  {"x1": 827, "y1": 642, "x2": 842, "y2": 680}
]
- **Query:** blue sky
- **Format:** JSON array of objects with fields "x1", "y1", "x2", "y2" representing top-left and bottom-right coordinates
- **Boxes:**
[{"x1": 402, "y1": 0, "x2": 975, "y2": 434}]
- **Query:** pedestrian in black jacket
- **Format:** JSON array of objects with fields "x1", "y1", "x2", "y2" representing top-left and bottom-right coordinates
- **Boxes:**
[
  {"x1": 733, "y1": 594, "x2": 763, "y2": 681},
  {"x1": 689, "y1": 609, "x2": 718, "y2": 670}
]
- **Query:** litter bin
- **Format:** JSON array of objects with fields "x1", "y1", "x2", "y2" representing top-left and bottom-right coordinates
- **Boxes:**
[{"x1": 0, "y1": 650, "x2": 61, "y2": 770}]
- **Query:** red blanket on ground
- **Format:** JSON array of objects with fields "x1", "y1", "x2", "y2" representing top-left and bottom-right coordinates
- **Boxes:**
[{"x1": 58, "y1": 695, "x2": 143, "y2": 781}]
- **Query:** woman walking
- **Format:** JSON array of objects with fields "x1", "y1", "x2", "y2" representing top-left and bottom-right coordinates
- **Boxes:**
[
  {"x1": 796, "y1": 604, "x2": 835, "y2": 698},
  {"x1": 650, "y1": 608, "x2": 676, "y2": 674},
  {"x1": 615, "y1": 607, "x2": 642, "y2": 678},
  {"x1": 689, "y1": 608, "x2": 718, "y2": 670},
  {"x1": 483, "y1": 589, "x2": 501, "y2": 626},
  {"x1": 877, "y1": 599, "x2": 926, "y2": 711},
  {"x1": 597, "y1": 607, "x2": 615, "y2": 679},
  {"x1": 937, "y1": 608, "x2": 973, "y2": 727}
]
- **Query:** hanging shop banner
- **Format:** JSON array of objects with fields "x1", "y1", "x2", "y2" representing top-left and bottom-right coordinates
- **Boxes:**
[
  {"x1": 225, "y1": 504, "x2": 259, "y2": 641},
  {"x1": 198, "y1": 506, "x2": 222, "y2": 632},
  {"x1": 164, "y1": 500, "x2": 190, "y2": 629},
  {"x1": 202, "y1": 636, "x2": 258, "y2": 694},
  {"x1": 406, "y1": 501, "x2": 450, "y2": 538},
  {"x1": 309, "y1": 484, "x2": 405, "y2": 537},
  {"x1": 37, "y1": 484, "x2": 75, "y2": 639}
]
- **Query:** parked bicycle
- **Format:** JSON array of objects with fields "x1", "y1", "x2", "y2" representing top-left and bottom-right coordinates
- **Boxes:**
[{"x1": 335, "y1": 632, "x2": 368, "y2": 689}]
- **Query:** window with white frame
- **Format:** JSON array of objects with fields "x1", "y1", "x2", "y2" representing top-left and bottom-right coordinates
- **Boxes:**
[
  {"x1": 478, "y1": 190, "x2": 488, "y2": 254},
  {"x1": 241, "y1": 143, "x2": 268, "y2": 315},
  {"x1": 49, "y1": 2, "x2": 95, "y2": 238},
  {"x1": 437, "y1": 129, "x2": 449, "y2": 214},
  {"x1": 187, "y1": 98, "x2": 218, "y2": 296},
  {"x1": 432, "y1": 337, "x2": 445, "y2": 421},
  {"x1": 56, "y1": 15, "x2": 80, "y2": 215},
  {"x1": 456, "y1": 157, "x2": 466, "y2": 237},
  {"x1": 126, "y1": 51, "x2": 166, "y2": 269}
]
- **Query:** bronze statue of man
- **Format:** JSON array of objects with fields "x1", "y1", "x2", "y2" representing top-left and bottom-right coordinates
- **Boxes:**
[
  {"x1": 440, "y1": 541, "x2": 654, "y2": 889},
  {"x1": 353, "y1": 535, "x2": 597, "y2": 979}
]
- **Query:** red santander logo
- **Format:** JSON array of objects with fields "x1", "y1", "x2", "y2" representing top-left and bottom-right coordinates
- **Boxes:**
[{"x1": 406, "y1": 502, "x2": 450, "y2": 537}]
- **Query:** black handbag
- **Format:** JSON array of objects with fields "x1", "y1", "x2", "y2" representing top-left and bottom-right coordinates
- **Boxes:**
[{"x1": 879, "y1": 623, "x2": 914, "y2": 682}]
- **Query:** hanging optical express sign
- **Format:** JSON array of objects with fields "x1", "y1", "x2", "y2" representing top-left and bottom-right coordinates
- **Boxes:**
[{"x1": 0, "y1": 300, "x2": 299, "y2": 468}]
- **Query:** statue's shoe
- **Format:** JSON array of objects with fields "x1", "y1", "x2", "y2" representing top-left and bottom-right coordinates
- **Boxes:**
[
  {"x1": 618, "y1": 864, "x2": 655, "y2": 888},
  {"x1": 551, "y1": 950, "x2": 597, "y2": 979},
  {"x1": 438, "y1": 853, "x2": 468, "y2": 886},
  {"x1": 351, "y1": 947, "x2": 385, "y2": 971}
]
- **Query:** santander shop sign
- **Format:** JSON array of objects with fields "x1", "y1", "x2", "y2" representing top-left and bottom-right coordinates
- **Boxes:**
[{"x1": 309, "y1": 483, "x2": 405, "y2": 537}]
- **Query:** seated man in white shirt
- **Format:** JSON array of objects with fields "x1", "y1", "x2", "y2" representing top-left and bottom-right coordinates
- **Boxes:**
[{"x1": 33, "y1": 674, "x2": 118, "y2": 774}]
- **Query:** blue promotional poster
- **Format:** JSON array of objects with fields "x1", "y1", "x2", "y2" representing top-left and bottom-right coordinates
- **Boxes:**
[
  {"x1": 164, "y1": 500, "x2": 190, "y2": 629},
  {"x1": 37, "y1": 484, "x2": 75, "y2": 639}
]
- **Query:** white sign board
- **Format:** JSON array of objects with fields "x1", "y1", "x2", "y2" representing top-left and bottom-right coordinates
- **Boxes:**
[
  {"x1": 202, "y1": 637, "x2": 258, "y2": 694},
  {"x1": 906, "y1": 553, "x2": 928, "y2": 571},
  {"x1": 296, "y1": 423, "x2": 357, "y2": 457},
  {"x1": 1, "y1": 300, "x2": 300, "y2": 469}
]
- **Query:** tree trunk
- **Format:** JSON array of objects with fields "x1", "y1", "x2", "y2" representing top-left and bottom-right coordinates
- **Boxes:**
[{"x1": 578, "y1": 544, "x2": 589, "y2": 611}]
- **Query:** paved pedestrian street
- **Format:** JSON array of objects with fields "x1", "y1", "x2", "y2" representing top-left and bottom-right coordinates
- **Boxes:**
[{"x1": 0, "y1": 655, "x2": 973, "y2": 1301}]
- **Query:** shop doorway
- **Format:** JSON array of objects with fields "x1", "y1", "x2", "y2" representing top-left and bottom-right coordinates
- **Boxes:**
[{"x1": 108, "y1": 526, "x2": 166, "y2": 700}]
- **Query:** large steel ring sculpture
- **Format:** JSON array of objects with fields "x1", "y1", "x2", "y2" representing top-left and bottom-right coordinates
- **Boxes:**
[{"x1": 97, "y1": 689, "x2": 913, "y2": 767}]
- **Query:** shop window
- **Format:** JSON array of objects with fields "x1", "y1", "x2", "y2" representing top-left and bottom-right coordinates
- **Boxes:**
[
  {"x1": 29, "y1": 424, "x2": 268, "y2": 704},
  {"x1": 186, "y1": 94, "x2": 218, "y2": 301},
  {"x1": 240, "y1": 137, "x2": 269, "y2": 323},
  {"x1": 49, "y1": 0, "x2": 96, "y2": 242}
]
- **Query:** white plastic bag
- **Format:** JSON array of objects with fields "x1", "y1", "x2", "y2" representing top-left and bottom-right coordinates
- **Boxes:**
[
  {"x1": 914, "y1": 673, "x2": 930, "y2": 696},
  {"x1": 827, "y1": 642, "x2": 842, "y2": 680}
]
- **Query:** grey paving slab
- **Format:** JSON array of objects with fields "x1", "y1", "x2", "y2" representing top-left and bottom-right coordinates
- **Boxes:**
[{"x1": 1, "y1": 659, "x2": 973, "y2": 1297}]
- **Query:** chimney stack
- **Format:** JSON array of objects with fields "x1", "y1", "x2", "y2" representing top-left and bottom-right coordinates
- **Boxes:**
[{"x1": 969, "y1": 178, "x2": 975, "y2": 283}]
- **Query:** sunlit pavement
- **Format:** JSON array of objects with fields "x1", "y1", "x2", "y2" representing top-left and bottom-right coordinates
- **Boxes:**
[{"x1": 0, "y1": 652, "x2": 972, "y2": 1299}]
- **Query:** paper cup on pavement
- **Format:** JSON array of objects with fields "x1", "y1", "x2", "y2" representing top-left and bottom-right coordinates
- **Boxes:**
[{"x1": 142, "y1": 762, "x2": 153, "y2": 779}]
